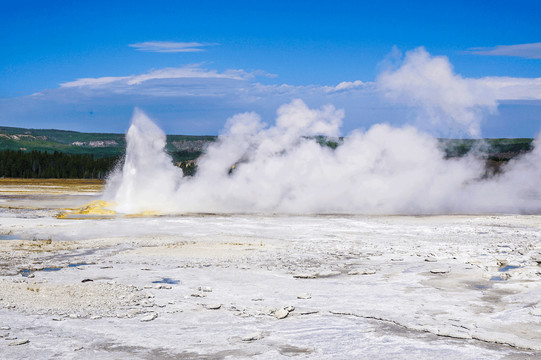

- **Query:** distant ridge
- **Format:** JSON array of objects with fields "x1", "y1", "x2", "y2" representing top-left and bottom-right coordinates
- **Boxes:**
[
  {"x1": 0, "y1": 125, "x2": 217, "y2": 160},
  {"x1": 0, "y1": 125, "x2": 535, "y2": 177}
]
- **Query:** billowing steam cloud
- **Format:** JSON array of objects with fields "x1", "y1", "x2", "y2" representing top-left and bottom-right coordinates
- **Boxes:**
[
  {"x1": 103, "y1": 47, "x2": 540, "y2": 215},
  {"x1": 105, "y1": 109, "x2": 183, "y2": 213},
  {"x1": 104, "y1": 98, "x2": 541, "y2": 215},
  {"x1": 377, "y1": 47, "x2": 498, "y2": 137}
]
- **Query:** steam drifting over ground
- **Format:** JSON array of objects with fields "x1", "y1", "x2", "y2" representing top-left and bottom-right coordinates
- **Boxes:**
[{"x1": 104, "y1": 98, "x2": 541, "y2": 215}]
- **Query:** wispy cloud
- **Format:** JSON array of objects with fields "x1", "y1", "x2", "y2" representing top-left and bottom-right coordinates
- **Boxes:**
[
  {"x1": 324, "y1": 80, "x2": 366, "y2": 93},
  {"x1": 378, "y1": 47, "x2": 497, "y2": 137},
  {"x1": 129, "y1": 41, "x2": 218, "y2": 53},
  {"x1": 377, "y1": 47, "x2": 541, "y2": 137},
  {"x1": 467, "y1": 42, "x2": 541, "y2": 59},
  {"x1": 5, "y1": 52, "x2": 541, "y2": 136},
  {"x1": 60, "y1": 64, "x2": 250, "y2": 88},
  {"x1": 477, "y1": 77, "x2": 541, "y2": 100}
]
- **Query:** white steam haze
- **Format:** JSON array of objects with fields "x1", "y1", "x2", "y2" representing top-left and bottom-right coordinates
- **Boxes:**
[
  {"x1": 104, "y1": 48, "x2": 541, "y2": 215},
  {"x1": 378, "y1": 47, "x2": 498, "y2": 137}
]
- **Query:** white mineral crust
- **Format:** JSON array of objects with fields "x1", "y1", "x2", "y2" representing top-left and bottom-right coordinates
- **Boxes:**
[{"x1": 0, "y1": 190, "x2": 540, "y2": 359}]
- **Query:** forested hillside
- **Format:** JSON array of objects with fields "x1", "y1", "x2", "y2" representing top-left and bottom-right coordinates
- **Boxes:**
[
  {"x1": 0, "y1": 150, "x2": 118, "y2": 179},
  {"x1": 0, "y1": 126, "x2": 535, "y2": 179},
  {"x1": 0, "y1": 126, "x2": 215, "y2": 178}
]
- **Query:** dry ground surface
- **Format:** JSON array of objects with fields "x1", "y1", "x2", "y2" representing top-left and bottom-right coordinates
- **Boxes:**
[{"x1": 0, "y1": 179, "x2": 540, "y2": 359}]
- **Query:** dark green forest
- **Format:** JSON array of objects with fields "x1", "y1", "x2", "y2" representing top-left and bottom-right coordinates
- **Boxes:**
[
  {"x1": 0, "y1": 150, "x2": 202, "y2": 179},
  {"x1": 0, "y1": 126, "x2": 212, "y2": 179},
  {"x1": 0, "y1": 126, "x2": 536, "y2": 179},
  {"x1": 0, "y1": 150, "x2": 119, "y2": 179}
]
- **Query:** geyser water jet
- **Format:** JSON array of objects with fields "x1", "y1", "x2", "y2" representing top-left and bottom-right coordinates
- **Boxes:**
[
  {"x1": 104, "y1": 101, "x2": 541, "y2": 215},
  {"x1": 104, "y1": 108, "x2": 183, "y2": 214}
]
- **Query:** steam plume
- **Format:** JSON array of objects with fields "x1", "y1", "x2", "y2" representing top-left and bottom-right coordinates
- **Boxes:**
[
  {"x1": 104, "y1": 101, "x2": 541, "y2": 215},
  {"x1": 104, "y1": 108, "x2": 183, "y2": 213},
  {"x1": 377, "y1": 47, "x2": 498, "y2": 137}
]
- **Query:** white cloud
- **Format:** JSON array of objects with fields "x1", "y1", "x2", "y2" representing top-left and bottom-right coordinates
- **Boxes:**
[
  {"x1": 129, "y1": 41, "x2": 217, "y2": 53},
  {"x1": 56, "y1": 56, "x2": 541, "y2": 107},
  {"x1": 377, "y1": 47, "x2": 497, "y2": 137},
  {"x1": 377, "y1": 47, "x2": 541, "y2": 137},
  {"x1": 467, "y1": 42, "x2": 541, "y2": 59},
  {"x1": 5, "y1": 51, "x2": 541, "y2": 136},
  {"x1": 60, "y1": 76, "x2": 131, "y2": 88},
  {"x1": 475, "y1": 77, "x2": 541, "y2": 100},
  {"x1": 324, "y1": 80, "x2": 365, "y2": 93},
  {"x1": 60, "y1": 64, "x2": 250, "y2": 88}
]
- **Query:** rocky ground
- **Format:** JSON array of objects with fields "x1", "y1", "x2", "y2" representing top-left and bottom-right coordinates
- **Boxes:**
[{"x1": 0, "y1": 181, "x2": 540, "y2": 359}]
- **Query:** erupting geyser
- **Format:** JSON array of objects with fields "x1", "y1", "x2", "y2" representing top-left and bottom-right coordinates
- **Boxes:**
[
  {"x1": 104, "y1": 101, "x2": 541, "y2": 215},
  {"x1": 104, "y1": 109, "x2": 183, "y2": 214}
]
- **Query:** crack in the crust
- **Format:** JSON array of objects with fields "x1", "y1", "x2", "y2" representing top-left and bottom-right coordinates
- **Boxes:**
[{"x1": 328, "y1": 310, "x2": 536, "y2": 351}]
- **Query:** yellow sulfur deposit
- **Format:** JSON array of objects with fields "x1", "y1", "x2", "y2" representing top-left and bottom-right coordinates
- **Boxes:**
[
  {"x1": 76, "y1": 200, "x2": 117, "y2": 215},
  {"x1": 56, "y1": 200, "x2": 162, "y2": 218},
  {"x1": 57, "y1": 200, "x2": 117, "y2": 219},
  {"x1": 124, "y1": 210, "x2": 160, "y2": 217}
]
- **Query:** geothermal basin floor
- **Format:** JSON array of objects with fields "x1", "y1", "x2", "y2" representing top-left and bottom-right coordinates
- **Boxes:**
[{"x1": 0, "y1": 181, "x2": 540, "y2": 359}]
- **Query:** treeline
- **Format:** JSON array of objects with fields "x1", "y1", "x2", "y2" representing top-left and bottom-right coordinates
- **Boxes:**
[{"x1": 0, "y1": 150, "x2": 119, "y2": 179}]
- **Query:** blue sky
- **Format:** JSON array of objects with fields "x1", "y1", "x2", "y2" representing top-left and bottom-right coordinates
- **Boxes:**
[{"x1": 1, "y1": 0, "x2": 540, "y2": 137}]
